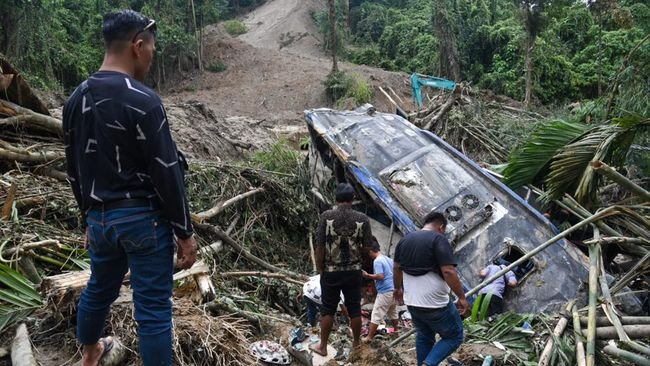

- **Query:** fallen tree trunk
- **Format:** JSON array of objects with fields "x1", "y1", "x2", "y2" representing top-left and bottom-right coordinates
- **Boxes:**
[
  {"x1": 423, "y1": 87, "x2": 460, "y2": 131},
  {"x1": 1, "y1": 239, "x2": 60, "y2": 259},
  {"x1": 195, "y1": 222, "x2": 308, "y2": 281},
  {"x1": 0, "y1": 142, "x2": 64, "y2": 163},
  {"x1": 193, "y1": 187, "x2": 264, "y2": 223},
  {"x1": 0, "y1": 111, "x2": 63, "y2": 137},
  {"x1": 11, "y1": 324, "x2": 37, "y2": 366},
  {"x1": 581, "y1": 325, "x2": 650, "y2": 339},
  {"x1": 221, "y1": 271, "x2": 303, "y2": 286}
]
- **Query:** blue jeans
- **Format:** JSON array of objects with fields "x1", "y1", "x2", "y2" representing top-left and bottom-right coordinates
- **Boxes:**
[
  {"x1": 304, "y1": 296, "x2": 320, "y2": 326},
  {"x1": 408, "y1": 302, "x2": 464, "y2": 366},
  {"x1": 77, "y1": 206, "x2": 175, "y2": 366}
]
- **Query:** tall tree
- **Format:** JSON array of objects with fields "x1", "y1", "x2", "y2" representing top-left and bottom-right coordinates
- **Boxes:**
[
  {"x1": 520, "y1": 0, "x2": 545, "y2": 108},
  {"x1": 432, "y1": 0, "x2": 460, "y2": 81},
  {"x1": 328, "y1": 0, "x2": 338, "y2": 72}
]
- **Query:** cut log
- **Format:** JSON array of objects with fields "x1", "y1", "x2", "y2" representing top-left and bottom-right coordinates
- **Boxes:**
[
  {"x1": 581, "y1": 325, "x2": 650, "y2": 339},
  {"x1": 11, "y1": 323, "x2": 37, "y2": 366},
  {"x1": 173, "y1": 259, "x2": 210, "y2": 281},
  {"x1": 194, "y1": 272, "x2": 216, "y2": 303},
  {"x1": 41, "y1": 270, "x2": 91, "y2": 310}
]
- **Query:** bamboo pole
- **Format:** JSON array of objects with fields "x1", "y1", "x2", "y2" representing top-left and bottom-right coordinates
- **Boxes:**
[
  {"x1": 598, "y1": 244, "x2": 630, "y2": 342},
  {"x1": 538, "y1": 301, "x2": 573, "y2": 366},
  {"x1": 580, "y1": 316, "x2": 650, "y2": 326},
  {"x1": 622, "y1": 341, "x2": 650, "y2": 357},
  {"x1": 573, "y1": 304, "x2": 587, "y2": 366},
  {"x1": 603, "y1": 343, "x2": 650, "y2": 366},
  {"x1": 610, "y1": 251, "x2": 650, "y2": 294},
  {"x1": 591, "y1": 161, "x2": 650, "y2": 201},
  {"x1": 581, "y1": 325, "x2": 650, "y2": 339},
  {"x1": 586, "y1": 232, "x2": 600, "y2": 366}
]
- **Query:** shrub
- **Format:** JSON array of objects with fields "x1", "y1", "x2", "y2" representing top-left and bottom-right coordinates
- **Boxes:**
[
  {"x1": 324, "y1": 71, "x2": 373, "y2": 106},
  {"x1": 206, "y1": 61, "x2": 227, "y2": 73},
  {"x1": 223, "y1": 20, "x2": 247, "y2": 36}
]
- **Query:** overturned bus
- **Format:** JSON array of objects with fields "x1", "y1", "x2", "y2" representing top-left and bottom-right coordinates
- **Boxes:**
[{"x1": 305, "y1": 105, "x2": 593, "y2": 313}]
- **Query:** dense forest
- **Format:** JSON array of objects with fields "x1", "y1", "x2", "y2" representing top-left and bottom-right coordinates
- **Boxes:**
[
  {"x1": 317, "y1": 0, "x2": 649, "y2": 106},
  {"x1": 0, "y1": 0, "x2": 266, "y2": 91},
  {"x1": 1, "y1": 0, "x2": 648, "y2": 110}
]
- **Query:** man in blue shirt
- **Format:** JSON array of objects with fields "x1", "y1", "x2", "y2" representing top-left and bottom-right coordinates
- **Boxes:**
[{"x1": 362, "y1": 240, "x2": 399, "y2": 341}]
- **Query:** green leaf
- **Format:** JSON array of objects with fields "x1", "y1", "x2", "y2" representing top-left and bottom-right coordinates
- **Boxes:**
[
  {"x1": 479, "y1": 292, "x2": 492, "y2": 321},
  {"x1": 503, "y1": 119, "x2": 588, "y2": 189}
]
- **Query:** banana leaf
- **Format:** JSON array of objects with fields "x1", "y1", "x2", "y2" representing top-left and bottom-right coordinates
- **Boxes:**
[{"x1": 0, "y1": 263, "x2": 42, "y2": 333}]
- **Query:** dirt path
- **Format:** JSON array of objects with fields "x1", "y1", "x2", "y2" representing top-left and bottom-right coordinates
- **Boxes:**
[{"x1": 239, "y1": 0, "x2": 326, "y2": 57}]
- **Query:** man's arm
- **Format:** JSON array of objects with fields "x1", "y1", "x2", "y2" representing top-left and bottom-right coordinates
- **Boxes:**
[
  {"x1": 137, "y1": 105, "x2": 193, "y2": 240},
  {"x1": 362, "y1": 271, "x2": 385, "y2": 281},
  {"x1": 440, "y1": 265, "x2": 469, "y2": 316},
  {"x1": 479, "y1": 268, "x2": 488, "y2": 278},
  {"x1": 62, "y1": 99, "x2": 83, "y2": 210},
  {"x1": 137, "y1": 104, "x2": 196, "y2": 268},
  {"x1": 506, "y1": 270, "x2": 518, "y2": 288},
  {"x1": 314, "y1": 216, "x2": 326, "y2": 273},
  {"x1": 393, "y1": 261, "x2": 404, "y2": 304},
  {"x1": 363, "y1": 258, "x2": 385, "y2": 280},
  {"x1": 435, "y1": 237, "x2": 469, "y2": 316}
]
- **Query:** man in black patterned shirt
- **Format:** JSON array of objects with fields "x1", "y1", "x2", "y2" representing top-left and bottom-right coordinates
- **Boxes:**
[
  {"x1": 310, "y1": 183, "x2": 373, "y2": 356},
  {"x1": 63, "y1": 10, "x2": 196, "y2": 366}
]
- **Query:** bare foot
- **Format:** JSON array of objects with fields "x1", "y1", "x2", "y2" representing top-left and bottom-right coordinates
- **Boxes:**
[
  {"x1": 309, "y1": 343, "x2": 327, "y2": 357},
  {"x1": 82, "y1": 337, "x2": 113, "y2": 366}
]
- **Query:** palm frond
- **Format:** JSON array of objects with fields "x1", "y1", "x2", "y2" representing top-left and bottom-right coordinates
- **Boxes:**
[
  {"x1": 0, "y1": 263, "x2": 42, "y2": 333},
  {"x1": 503, "y1": 119, "x2": 588, "y2": 188},
  {"x1": 545, "y1": 117, "x2": 650, "y2": 205}
]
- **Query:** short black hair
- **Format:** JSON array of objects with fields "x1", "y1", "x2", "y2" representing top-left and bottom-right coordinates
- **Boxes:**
[
  {"x1": 423, "y1": 211, "x2": 447, "y2": 226},
  {"x1": 370, "y1": 239, "x2": 381, "y2": 253},
  {"x1": 335, "y1": 183, "x2": 355, "y2": 203},
  {"x1": 102, "y1": 10, "x2": 155, "y2": 48}
]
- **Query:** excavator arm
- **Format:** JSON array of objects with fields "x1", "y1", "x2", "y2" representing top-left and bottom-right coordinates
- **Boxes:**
[{"x1": 410, "y1": 73, "x2": 456, "y2": 108}]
